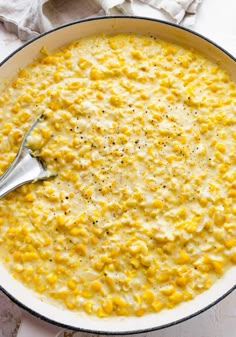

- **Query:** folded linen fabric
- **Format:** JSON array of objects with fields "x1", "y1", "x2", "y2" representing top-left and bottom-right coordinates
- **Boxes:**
[{"x1": 0, "y1": 0, "x2": 202, "y2": 41}]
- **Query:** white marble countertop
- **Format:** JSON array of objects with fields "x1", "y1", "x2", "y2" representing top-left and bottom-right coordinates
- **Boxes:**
[{"x1": 0, "y1": 0, "x2": 235, "y2": 336}]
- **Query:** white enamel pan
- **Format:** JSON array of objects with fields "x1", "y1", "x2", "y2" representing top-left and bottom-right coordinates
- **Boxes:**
[{"x1": 0, "y1": 17, "x2": 235, "y2": 337}]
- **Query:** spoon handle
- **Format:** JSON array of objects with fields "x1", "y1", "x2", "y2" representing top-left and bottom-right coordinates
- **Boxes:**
[{"x1": 0, "y1": 147, "x2": 48, "y2": 198}]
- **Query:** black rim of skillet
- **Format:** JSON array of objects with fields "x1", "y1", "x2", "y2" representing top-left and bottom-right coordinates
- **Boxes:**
[{"x1": 0, "y1": 15, "x2": 235, "y2": 335}]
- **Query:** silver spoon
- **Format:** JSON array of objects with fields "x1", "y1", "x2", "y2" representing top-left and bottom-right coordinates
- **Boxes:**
[{"x1": 0, "y1": 114, "x2": 54, "y2": 198}]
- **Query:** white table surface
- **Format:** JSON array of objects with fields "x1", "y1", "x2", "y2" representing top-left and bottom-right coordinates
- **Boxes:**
[{"x1": 0, "y1": 0, "x2": 235, "y2": 336}]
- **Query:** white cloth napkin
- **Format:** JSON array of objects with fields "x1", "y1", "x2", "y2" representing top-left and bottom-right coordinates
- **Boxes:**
[{"x1": 0, "y1": 0, "x2": 202, "y2": 41}]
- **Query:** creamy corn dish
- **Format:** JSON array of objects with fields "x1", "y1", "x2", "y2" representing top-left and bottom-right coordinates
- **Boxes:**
[{"x1": 0, "y1": 33, "x2": 235, "y2": 317}]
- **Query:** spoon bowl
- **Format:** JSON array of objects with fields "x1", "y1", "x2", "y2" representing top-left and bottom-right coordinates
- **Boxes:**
[{"x1": 0, "y1": 114, "x2": 54, "y2": 198}]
